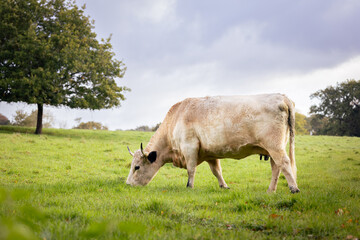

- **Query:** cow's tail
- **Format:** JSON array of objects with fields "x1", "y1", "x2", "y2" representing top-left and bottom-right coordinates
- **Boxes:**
[{"x1": 285, "y1": 96, "x2": 297, "y2": 180}]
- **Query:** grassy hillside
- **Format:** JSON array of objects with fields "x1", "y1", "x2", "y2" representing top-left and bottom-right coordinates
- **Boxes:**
[{"x1": 0, "y1": 126, "x2": 359, "y2": 239}]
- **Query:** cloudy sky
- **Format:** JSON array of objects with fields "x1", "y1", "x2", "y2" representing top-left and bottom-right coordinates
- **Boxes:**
[{"x1": 1, "y1": 0, "x2": 360, "y2": 130}]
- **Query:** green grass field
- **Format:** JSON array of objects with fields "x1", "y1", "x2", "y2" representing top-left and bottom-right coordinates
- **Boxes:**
[{"x1": 0, "y1": 125, "x2": 359, "y2": 240}]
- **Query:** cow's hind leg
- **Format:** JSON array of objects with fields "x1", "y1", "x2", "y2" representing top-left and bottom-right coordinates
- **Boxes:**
[
  {"x1": 207, "y1": 159, "x2": 229, "y2": 189},
  {"x1": 269, "y1": 149, "x2": 300, "y2": 194},
  {"x1": 268, "y1": 158, "x2": 280, "y2": 193}
]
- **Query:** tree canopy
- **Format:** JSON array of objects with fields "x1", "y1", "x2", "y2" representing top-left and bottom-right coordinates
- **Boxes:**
[
  {"x1": 310, "y1": 79, "x2": 360, "y2": 136},
  {"x1": 0, "y1": 0, "x2": 128, "y2": 134}
]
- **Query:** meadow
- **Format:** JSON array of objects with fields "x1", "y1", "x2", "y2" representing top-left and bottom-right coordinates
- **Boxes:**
[{"x1": 0, "y1": 125, "x2": 359, "y2": 239}]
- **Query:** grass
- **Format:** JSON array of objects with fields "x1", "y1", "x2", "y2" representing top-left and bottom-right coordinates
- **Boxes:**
[{"x1": 0, "y1": 125, "x2": 359, "y2": 239}]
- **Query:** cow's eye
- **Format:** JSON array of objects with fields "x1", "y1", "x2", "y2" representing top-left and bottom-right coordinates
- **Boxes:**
[{"x1": 135, "y1": 166, "x2": 140, "y2": 171}]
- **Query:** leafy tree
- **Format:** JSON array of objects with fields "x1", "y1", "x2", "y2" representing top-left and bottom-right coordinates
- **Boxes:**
[
  {"x1": 0, "y1": 113, "x2": 10, "y2": 125},
  {"x1": 0, "y1": 0, "x2": 128, "y2": 134},
  {"x1": 307, "y1": 114, "x2": 329, "y2": 135},
  {"x1": 295, "y1": 112, "x2": 309, "y2": 135},
  {"x1": 12, "y1": 110, "x2": 29, "y2": 126},
  {"x1": 310, "y1": 80, "x2": 360, "y2": 136},
  {"x1": 73, "y1": 121, "x2": 108, "y2": 130}
]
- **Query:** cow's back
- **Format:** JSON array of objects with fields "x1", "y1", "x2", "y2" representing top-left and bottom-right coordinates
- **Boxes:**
[{"x1": 167, "y1": 94, "x2": 290, "y2": 160}]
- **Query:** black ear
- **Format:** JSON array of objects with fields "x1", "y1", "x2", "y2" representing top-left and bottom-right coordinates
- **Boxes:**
[{"x1": 147, "y1": 151, "x2": 157, "y2": 163}]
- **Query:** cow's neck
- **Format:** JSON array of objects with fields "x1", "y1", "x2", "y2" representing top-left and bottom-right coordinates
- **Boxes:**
[{"x1": 145, "y1": 127, "x2": 172, "y2": 164}]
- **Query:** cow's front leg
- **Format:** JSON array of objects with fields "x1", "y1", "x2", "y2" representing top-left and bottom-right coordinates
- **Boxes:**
[
  {"x1": 181, "y1": 139, "x2": 200, "y2": 188},
  {"x1": 186, "y1": 160, "x2": 197, "y2": 188},
  {"x1": 207, "y1": 159, "x2": 229, "y2": 189}
]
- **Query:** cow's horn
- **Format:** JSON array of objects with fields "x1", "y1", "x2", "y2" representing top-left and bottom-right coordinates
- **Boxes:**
[
  {"x1": 140, "y1": 143, "x2": 145, "y2": 156},
  {"x1": 127, "y1": 146, "x2": 134, "y2": 157}
]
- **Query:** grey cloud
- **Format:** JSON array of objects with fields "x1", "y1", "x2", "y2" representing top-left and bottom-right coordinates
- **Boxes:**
[{"x1": 2, "y1": 0, "x2": 360, "y2": 130}]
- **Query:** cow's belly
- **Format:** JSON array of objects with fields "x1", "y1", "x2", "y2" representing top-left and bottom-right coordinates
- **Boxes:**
[
  {"x1": 199, "y1": 143, "x2": 269, "y2": 160},
  {"x1": 194, "y1": 120, "x2": 270, "y2": 160}
]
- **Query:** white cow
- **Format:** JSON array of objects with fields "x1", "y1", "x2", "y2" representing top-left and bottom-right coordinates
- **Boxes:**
[{"x1": 126, "y1": 94, "x2": 300, "y2": 193}]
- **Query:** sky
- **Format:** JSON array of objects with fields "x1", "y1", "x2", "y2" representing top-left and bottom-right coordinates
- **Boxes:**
[{"x1": 1, "y1": 0, "x2": 360, "y2": 130}]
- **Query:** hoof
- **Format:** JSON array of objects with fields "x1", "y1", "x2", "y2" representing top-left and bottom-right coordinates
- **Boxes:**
[
  {"x1": 220, "y1": 185, "x2": 230, "y2": 189},
  {"x1": 186, "y1": 180, "x2": 194, "y2": 188},
  {"x1": 289, "y1": 186, "x2": 300, "y2": 194}
]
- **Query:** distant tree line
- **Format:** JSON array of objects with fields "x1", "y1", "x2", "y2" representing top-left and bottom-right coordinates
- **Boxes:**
[
  {"x1": 73, "y1": 121, "x2": 108, "y2": 130},
  {"x1": 0, "y1": 111, "x2": 109, "y2": 130},
  {"x1": 131, "y1": 123, "x2": 161, "y2": 132},
  {"x1": 0, "y1": 110, "x2": 54, "y2": 128}
]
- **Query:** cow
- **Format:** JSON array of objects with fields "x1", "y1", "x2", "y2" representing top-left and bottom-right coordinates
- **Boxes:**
[{"x1": 126, "y1": 94, "x2": 300, "y2": 193}]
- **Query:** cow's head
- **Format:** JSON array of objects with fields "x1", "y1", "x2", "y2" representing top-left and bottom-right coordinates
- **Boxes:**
[{"x1": 126, "y1": 143, "x2": 159, "y2": 186}]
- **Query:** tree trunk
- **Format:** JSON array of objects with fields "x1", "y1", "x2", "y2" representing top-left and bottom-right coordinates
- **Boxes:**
[{"x1": 35, "y1": 103, "x2": 43, "y2": 134}]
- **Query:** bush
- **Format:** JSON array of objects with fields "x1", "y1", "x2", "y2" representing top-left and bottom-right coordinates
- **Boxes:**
[
  {"x1": 73, "y1": 121, "x2": 108, "y2": 130},
  {"x1": 0, "y1": 114, "x2": 10, "y2": 125}
]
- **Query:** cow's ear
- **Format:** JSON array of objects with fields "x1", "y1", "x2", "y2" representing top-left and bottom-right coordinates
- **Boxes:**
[{"x1": 147, "y1": 151, "x2": 157, "y2": 163}]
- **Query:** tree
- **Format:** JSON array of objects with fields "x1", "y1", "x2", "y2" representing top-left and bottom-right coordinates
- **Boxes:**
[
  {"x1": 0, "y1": 113, "x2": 10, "y2": 125},
  {"x1": 307, "y1": 114, "x2": 329, "y2": 135},
  {"x1": 310, "y1": 80, "x2": 360, "y2": 136},
  {"x1": 73, "y1": 121, "x2": 108, "y2": 130},
  {"x1": 295, "y1": 112, "x2": 309, "y2": 135},
  {"x1": 12, "y1": 110, "x2": 29, "y2": 126},
  {"x1": 0, "y1": 0, "x2": 128, "y2": 134}
]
